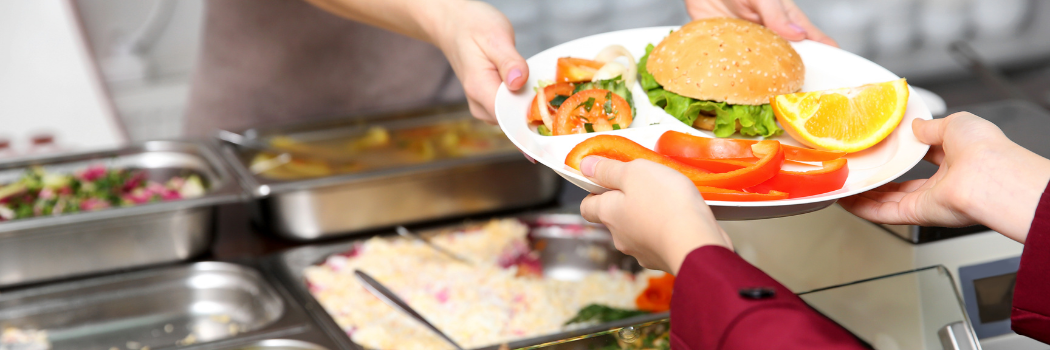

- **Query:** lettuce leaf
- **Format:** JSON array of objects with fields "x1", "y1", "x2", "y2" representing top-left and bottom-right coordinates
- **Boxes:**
[{"x1": 637, "y1": 44, "x2": 782, "y2": 138}]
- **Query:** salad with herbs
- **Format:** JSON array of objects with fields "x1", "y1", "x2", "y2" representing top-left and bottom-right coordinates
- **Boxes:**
[{"x1": 0, "y1": 165, "x2": 206, "y2": 221}]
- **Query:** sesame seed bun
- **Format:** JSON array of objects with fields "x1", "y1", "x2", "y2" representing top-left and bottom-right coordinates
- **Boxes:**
[{"x1": 646, "y1": 18, "x2": 805, "y2": 106}]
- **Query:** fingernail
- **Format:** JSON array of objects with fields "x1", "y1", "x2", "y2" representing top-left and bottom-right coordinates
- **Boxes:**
[
  {"x1": 581, "y1": 156, "x2": 600, "y2": 177},
  {"x1": 507, "y1": 69, "x2": 522, "y2": 86},
  {"x1": 789, "y1": 23, "x2": 806, "y2": 34}
]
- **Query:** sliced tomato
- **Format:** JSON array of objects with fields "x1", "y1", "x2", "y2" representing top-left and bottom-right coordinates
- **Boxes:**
[
  {"x1": 556, "y1": 57, "x2": 605, "y2": 83},
  {"x1": 656, "y1": 131, "x2": 847, "y2": 161},
  {"x1": 553, "y1": 89, "x2": 633, "y2": 135},
  {"x1": 528, "y1": 82, "x2": 576, "y2": 124},
  {"x1": 565, "y1": 135, "x2": 783, "y2": 190},
  {"x1": 696, "y1": 186, "x2": 789, "y2": 201},
  {"x1": 747, "y1": 158, "x2": 849, "y2": 198}
]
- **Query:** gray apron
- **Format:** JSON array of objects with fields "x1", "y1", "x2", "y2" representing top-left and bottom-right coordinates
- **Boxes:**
[{"x1": 183, "y1": 0, "x2": 465, "y2": 137}]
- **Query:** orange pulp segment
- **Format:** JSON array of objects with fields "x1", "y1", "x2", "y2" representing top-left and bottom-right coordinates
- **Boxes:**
[{"x1": 771, "y1": 78, "x2": 909, "y2": 153}]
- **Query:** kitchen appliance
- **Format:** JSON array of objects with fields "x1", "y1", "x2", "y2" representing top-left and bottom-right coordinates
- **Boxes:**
[
  {"x1": 221, "y1": 104, "x2": 560, "y2": 241},
  {"x1": 0, "y1": 140, "x2": 243, "y2": 287},
  {"x1": 880, "y1": 99, "x2": 1050, "y2": 350}
]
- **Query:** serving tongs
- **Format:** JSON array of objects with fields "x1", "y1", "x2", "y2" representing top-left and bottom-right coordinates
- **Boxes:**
[
  {"x1": 354, "y1": 270, "x2": 466, "y2": 350},
  {"x1": 217, "y1": 130, "x2": 358, "y2": 173},
  {"x1": 396, "y1": 226, "x2": 474, "y2": 265}
]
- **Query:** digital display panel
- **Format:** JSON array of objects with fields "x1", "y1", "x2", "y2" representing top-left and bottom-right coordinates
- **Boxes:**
[{"x1": 973, "y1": 273, "x2": 1017, "y2": 324}]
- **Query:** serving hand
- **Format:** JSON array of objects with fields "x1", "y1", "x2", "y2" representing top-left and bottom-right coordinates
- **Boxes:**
[
  {"x1": 578, "y1": 156, "x2": 732, "y2": 274},
  {"x1": 839, "y1": 112, "x2": 1050, "y2": 243},
  {"x1": 684, "y1": 0, "x2": 837, "y2": 47},
  {"x1": 430, "y1": 1, "x2": 529, "y2": 124}
]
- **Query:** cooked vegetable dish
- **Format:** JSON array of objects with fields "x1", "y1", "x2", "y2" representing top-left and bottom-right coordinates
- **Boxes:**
[
  {"x1": 249, "y1": 118, "x2": 515, "y2": 180},
  {"x1": 0, "y1": 165, "x2": 205, "y2": 222}
]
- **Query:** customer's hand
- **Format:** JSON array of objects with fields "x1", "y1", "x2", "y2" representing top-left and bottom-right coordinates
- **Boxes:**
[
  {"x1": 839, "y1": 112, "x2": 1050, "y2": 243},
  {"x1": 685, "y1": 0, "x2": 837, "y2": 47},
  {"x1": 578, "y1": 157, "x2": 731, "y2": 274},
  {"x1": 429, "y1": 1, "x2": 528, "y2": 123}
]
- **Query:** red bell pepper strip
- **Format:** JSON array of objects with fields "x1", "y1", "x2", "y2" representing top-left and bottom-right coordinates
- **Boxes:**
[
  {"x1": 746, "y1": 158, "x2": 849, "y2": 198},
  {"x1": 656, "y1": 131, "x2": 755, "y2": 159},
  {"x1": 565, "y1": 135, "x2": 784, "y2": 190},
  {"x1": 672, "y1": 157, "x2": 820, "y2": 173},
  {"x1": 696, "y1": 186, "x2": 789, "y2": 201},
  {"x1": 672, "y1": 157, "x2": 754, "y2": 173},
  {"x1": 656, "y1": 131, "x2": 846, "y2": 162},
  {"x1": 565, "y1": 135, "x2": 711, "y2": 178},
  {"x1": 783, "y1": 146, "x2": 848, "y2": 162}
]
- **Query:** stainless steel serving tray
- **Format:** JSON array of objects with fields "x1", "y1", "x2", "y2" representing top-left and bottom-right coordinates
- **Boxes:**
[
  {"x1": 220, "y1": 105, "x2": 560, "y2": 241},
  {"x1": 0, "y1": 262, "x2": 345, "y2": 350},
  {"x1": 0, "y1": 140, "x2": 244, "y2": 287},
  {"x1": 264, "y1": 213, "x2": 667, "y2": 350}
]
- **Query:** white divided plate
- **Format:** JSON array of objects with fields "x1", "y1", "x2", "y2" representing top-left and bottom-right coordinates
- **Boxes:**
[{"x1": 495, "y1": 26, "x2": 932, "y2": 220}]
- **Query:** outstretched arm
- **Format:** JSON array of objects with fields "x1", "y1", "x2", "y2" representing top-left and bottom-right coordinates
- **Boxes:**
[
  {"x1": 300, "y1": 0, "x2": 529, "y2": 123},
  {"x1": 579, "y1": 157, "x2": 867, "y2": 349},
  {"x1": 839, "y1": 112, "x2": 1050, "y2": 344},
  {"x1": 839, "y1": 112, "x2": 1050, "y2": 243}
]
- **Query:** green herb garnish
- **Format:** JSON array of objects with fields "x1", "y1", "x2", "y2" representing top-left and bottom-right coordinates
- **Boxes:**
[
  {"x1": 603, "y1": 92, "x2": 614, "y2": 115},
  {"x1": 575, "y1": 76, "x2": 635, "y2": 115},
  {"x1": 550, "y1": 94, "x2": 570, "y2": 109},
  {"x1": 565, "y1": 304, "x2": 649, "y2": 326},
  {"x1": 576, "y1": 97, "x2": 596, "y2": 112},
  {"x1": 537, "y1": 124, "x2": 552, "y2": 136},
  {"x1": 584, "y1": 123, "x2": 595, "y2": 133},
  {"x1": 612, "y1": 124, "x2": 621, "y2": 130}
]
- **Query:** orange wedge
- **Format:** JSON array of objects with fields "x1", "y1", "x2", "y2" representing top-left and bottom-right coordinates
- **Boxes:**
[{"x1": 771, "y1": 78, "x2": 909, "y2": 153}]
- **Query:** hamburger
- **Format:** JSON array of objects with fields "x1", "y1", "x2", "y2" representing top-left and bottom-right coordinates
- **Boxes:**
[{"x1": 639, "y1": 18, "x2": 805, "y2": 137}]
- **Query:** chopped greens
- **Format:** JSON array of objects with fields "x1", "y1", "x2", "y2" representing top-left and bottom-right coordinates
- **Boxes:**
[
  {"x1": 575, "y1": 76, "x2": 636, "y2": 115},
  {"x1": 577, "y1": 97, "x2": 597, "y2": 112},
  {"x1": 638, "y1": 44, "x2": 782, "y2": 138},
  {"x1": 584, "y1": 123, "x2": 595, "y2": 133},
  {"x1": 565, "y1": 304, "x2": 650, "y2": 326},
  {"x1": 550, "y1": 94, "x2": 570, "y2": 109},
  {"x1": 603, "y1": 92, "x2": 614, "y2": 115},
  {"x1": 612, "y1": 124, "x2": 621, "y2": 130},
  {"x1": 537, "y1": 124, "x2": 552, "y2": 136},
  {"x1": 0, "y1": 165, "x2": 207, "y2": 222}
]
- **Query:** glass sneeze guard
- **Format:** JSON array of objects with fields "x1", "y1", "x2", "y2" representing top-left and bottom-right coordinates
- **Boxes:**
[{"x1": 523, "y1": 266, "x2": 979, "y2": 350}]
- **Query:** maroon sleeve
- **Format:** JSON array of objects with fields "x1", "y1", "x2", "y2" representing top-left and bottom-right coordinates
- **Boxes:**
[
  {"x1": 1011, "y1": 184, "x2": 1050, "y2": 342},
  {"x1": 669, "y1": 245, "x2": 868, "y2": 350}
]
